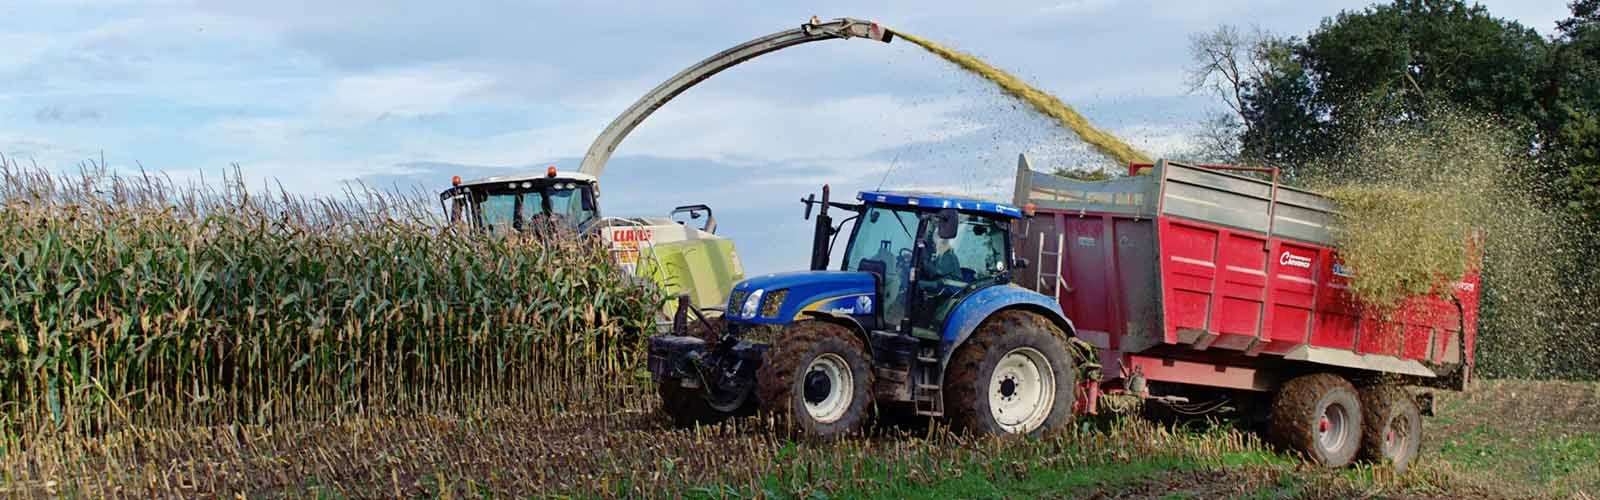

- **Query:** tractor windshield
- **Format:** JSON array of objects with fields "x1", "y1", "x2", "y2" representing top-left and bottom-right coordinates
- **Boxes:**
[{"x1": 841, "y1": 205, "x2": 920, "y2": 326}]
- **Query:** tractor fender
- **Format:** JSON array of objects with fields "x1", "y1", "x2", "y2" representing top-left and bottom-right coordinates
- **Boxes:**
[
  {"x1": 798, "y1": 311, "x2": 873, "y2": 356},
  {"x1": 937, "y1": 284, "x2": 1076, "y2": 367}
]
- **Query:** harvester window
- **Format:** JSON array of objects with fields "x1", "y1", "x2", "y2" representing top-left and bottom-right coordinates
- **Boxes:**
[
  {"x1": 477, "y1": 191, "x2": 547, "y2": 233},
  {"x1": 547, "y1": 185, "x2": 597, "y2": 227}
]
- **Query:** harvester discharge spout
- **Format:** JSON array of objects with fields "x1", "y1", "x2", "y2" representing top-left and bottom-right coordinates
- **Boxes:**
[{"x1": 576, "y1": 17, "x2": 894, "y2": 177}]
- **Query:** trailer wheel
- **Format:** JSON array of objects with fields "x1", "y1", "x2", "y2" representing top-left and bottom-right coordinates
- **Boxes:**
[
  {"x1": 756, "y1": 321, "x2": 874, "y2": 438},
  {"x1": 1268, "y1": 373, "x2": 1363, "y2": 467},
  {"x1": 945, "y1": 310, "x2": 1076, "y2": 436},
  {"x1": 1359, "y1": 385, "x2": 1422, "y2": 474}
]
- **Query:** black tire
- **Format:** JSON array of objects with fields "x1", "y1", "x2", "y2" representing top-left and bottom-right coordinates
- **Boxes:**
[
  {"x1": 657, "y1": 379, "x2": 754, "y2": 428},
  {"x1": 1358, "y1": 385, "x2": 1422, "y2": 474},
  {"x1": 756, "y1": 321, "x2": 874, "y2": 439},
  {"x1": 945, "y1": 310, "x2": 1076, "y2": 436},
  {"x1": 1268, "y1": 373, "x2": 1363, "y2": 467}
]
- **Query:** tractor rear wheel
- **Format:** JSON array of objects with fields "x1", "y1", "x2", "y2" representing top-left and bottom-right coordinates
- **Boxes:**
[
  {"x1": 1358, "y1": 385, "x2": 1422, "y2": 474},
  {"x1": 1268, "y1": 373, "x2": 1363, "y2": 467},
  {"x1": 945, "y1": 310, "x2": 1076, "y2": 436},
  {"x1": 658, "y1": 379, "x2": 754, "y2": 428},
  {"x1": 756, "y1": 321, "x2": 874, "y2": 438}
]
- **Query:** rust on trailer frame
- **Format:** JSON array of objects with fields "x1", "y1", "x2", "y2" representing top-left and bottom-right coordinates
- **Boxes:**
[{"x1": 1126, "y1": 355, "x2": 1274, "y2": 392}]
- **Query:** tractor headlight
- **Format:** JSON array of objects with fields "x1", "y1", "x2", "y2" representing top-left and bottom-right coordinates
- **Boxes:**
[
  {"x1": 760, "y1": 289, "x2": 788, "y2": 318},
  {"x1": 742, "y1": 289, "x2": 764, "y2": 318}
]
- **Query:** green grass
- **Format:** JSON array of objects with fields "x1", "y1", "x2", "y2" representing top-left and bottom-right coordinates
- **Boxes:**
[
  {"x1": 740, "y1": 448, "x2": 1300, "y2": 500},
  {"x1": 671, "y1": 381, "x2": 1600, "y2": 500},
  {"x1": 1437, "y1": 425, "x2": 1600, "y2": 494}
]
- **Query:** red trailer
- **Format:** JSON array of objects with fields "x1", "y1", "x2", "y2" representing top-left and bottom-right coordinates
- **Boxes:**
[{"x1": 1012, "y1": 157, "x2": 1478, "y2": 471}]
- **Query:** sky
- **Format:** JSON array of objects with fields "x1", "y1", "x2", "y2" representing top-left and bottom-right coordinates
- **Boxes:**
[{"x1": 1, "y1": 0, "x2": 1575, "y2": 275}]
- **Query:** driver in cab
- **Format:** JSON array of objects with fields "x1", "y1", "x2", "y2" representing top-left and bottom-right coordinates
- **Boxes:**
[{"x1": 921, "y1": 234, "x2": 962, "y2": 282}]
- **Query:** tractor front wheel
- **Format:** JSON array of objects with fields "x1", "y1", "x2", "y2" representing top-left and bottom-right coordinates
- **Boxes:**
[
  {"x1": 945, "y1": 310, "x2": 1076, "y2": 436},
  {"x1": 1268, "y1": 373, "x2": 1363, "y2": 467},
  {"x1": 756, "y1": 321, "x2": 874, "y2": 438}
]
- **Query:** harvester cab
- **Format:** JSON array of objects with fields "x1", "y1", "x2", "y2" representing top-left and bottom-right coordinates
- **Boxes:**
[
  {"x1": 649, "y1": 185, "x2": 1085, "y2": 437},
  {"x1": 440, "y1": 167, "x2": 599, "y2": 235},
  {"x1": 437, "y1": 167, "x2": 744, "y2": 312}
]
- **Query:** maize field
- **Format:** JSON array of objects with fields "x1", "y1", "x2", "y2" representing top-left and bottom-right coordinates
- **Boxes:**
[{"x1": 0, "y1": 159, "x2": 661, "y2": 439}]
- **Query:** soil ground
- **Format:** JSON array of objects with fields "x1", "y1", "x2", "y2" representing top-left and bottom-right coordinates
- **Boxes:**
[{"x1": 3, "y1": 379, "x2": 1594, "y2": 498}]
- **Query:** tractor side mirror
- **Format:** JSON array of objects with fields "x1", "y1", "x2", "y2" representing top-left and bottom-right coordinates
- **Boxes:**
[
  {"x1": 580, "y1": 187, "x2": 596, "y2": 212},
  {"x1": 937, "y1": 209, "x2": 960, "y2": 240},
  {"x1": 1013, "y1": 256, "x2": 1030, "y2": 270}
]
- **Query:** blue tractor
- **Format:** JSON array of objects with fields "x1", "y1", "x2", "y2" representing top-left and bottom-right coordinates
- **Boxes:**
[{"x1": 648, "y1": 186, "x2": 1088, "y2": 437}]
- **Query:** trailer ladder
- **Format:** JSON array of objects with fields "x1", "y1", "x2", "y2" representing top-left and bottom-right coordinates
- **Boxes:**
[{"x1": 1034, "y1": 232, "x2": 1066, "y2": 303}]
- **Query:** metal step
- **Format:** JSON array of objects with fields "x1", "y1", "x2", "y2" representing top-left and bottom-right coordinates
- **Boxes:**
[{"x1": 912, "y1": 351, "x2": 944, "y2": 417}]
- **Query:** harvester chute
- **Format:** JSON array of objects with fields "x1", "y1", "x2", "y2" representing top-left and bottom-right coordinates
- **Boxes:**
[{"x1": 577, "y1": 17, "x2": 894, "y2": 177}]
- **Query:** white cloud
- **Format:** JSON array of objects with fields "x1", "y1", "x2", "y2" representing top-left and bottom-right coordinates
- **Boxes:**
[
  {"x1": 0, "y1": 34, "x2": 52, "y2": 72},
  {"x1": 1039, "y1": 0, "x2": 1118, "y2": 16},
  {"x1": 329, "y1": 67, "x2": 495, "y2": 117}
]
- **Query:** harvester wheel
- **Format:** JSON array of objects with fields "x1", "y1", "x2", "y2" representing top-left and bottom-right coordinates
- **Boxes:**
[
  {"x1": 945, "y1": 310, "x2": 1076, "y2": 436},
  {"x1": 657, "y1": 380, "x2": 754, "y2": 428},
  {"x1": 756, "y1": 321, "x2": 874, "y2": 438},
  {"x1": 1358, "y1": 385, "x2": 1422, "y2": 474},
  {"x1": 1268, "y1": 373, "x2": 1363, "y2": 467}
]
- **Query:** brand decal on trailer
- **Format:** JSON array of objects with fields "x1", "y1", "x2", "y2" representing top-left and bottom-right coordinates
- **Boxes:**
[
  {"x1": 1331, "y1": 263, "x2": 1354, "y2": 277},
  {"x1": 1279, "y1": 251, "x2": 1312, "y2": 269},
  {"x1": 1077, "y1": 236, "x2": 1097, "y2": 247}
]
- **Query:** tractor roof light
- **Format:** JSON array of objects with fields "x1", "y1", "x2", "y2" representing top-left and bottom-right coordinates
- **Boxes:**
[
  {"x1": 546, "y1": 166, "x2": 558, "y2": 178},
  {"x1": 1023, "y1": 203, "x2": 1036, "y2": 217},
  {"x1": 451, "y1": 175, "x2": 461, "y2": 186}
]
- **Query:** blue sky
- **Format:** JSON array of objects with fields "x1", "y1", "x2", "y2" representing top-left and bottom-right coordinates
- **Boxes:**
[{"x1": 1, "y1": 0, "x2": 1572, "y2": 274}]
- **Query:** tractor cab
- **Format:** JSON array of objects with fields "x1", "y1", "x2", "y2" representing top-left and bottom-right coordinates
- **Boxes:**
[
  {"x1": 651, "y1": 185, "x2": 1081, "y2": 438},
  {"x1": 834, "y1": 190, "x2": 1021, "y2": 339},
  {"x1": 720, "y1": 187, "x2": 1025, "y2": 339},
  {"x1": 439, "y1": 166, "x2": 599, "y2": 235}
]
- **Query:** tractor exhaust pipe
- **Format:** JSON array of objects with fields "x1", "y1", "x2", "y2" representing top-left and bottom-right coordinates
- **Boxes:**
[{"x1": 809, "y1": 185, "x2": 833, "y2": 271}]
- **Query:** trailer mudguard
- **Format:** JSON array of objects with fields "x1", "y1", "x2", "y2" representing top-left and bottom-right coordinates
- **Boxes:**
[{"x1": 938, "y1": 284, "x2": 1075, "y2": 363}]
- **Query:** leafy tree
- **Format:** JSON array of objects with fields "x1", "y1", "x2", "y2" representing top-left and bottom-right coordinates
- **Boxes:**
[
  {"x1": 1548, "y1": 0, "x2": 1600, "y2": 220},
  {"x1": 1204, "y1": 0, "x2": 1552, "y2": 179}
]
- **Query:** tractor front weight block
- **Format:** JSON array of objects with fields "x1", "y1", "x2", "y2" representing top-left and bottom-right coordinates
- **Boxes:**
[{"x1": 648, "y1": 335, "x2": 707, "y2": 382}]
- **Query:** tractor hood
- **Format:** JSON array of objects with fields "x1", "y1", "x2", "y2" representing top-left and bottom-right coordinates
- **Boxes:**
[{"x1": 725, "y1": 271, "x2": 876, "y2": 323}]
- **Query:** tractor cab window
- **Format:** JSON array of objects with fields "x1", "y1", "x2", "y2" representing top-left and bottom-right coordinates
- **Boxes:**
[
  {"x1": 841, "y1": 206, "x2": 919, "y2": 327},
  {"x1": 911, "y1": 212, "x2": 1010, "y2": 338}
]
